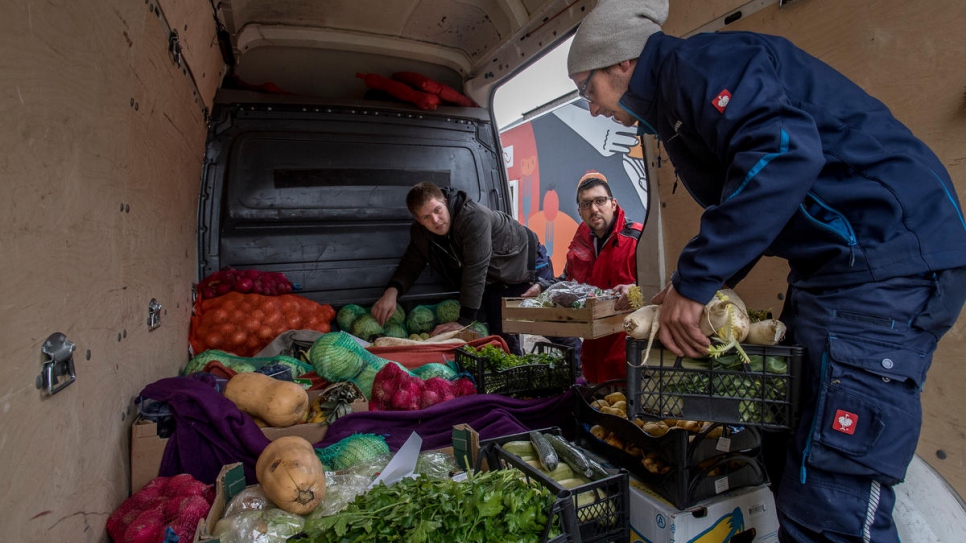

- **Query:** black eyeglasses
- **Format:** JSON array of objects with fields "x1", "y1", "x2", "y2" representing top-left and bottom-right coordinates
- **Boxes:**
[
  {"x1": 578, "y1": 69, "x2": 597, "y2": 103},
  {"x1": 577, "y1": 196, "x2": 612, "y2": 210}
]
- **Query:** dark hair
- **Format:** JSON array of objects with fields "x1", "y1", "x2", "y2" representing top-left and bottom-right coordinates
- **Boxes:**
[
  {"x1": 576, "y1": 174, "x2": 612, "y2": 202},
  {"x1": 406, "y1": 182, "x2": 446, "y2": 215}
]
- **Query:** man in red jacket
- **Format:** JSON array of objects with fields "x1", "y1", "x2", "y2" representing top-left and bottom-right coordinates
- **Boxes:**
[{"x1": 557, "y1": 172, "x2": 642, "y2": 383}]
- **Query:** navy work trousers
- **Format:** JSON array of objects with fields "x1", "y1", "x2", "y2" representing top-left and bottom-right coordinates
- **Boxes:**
[{"x1": 775, "y1": 268, "x2": 966, "y2": 542}]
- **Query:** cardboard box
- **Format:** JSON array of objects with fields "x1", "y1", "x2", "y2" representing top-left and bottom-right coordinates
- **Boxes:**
[
  {"x1": 130, "y1": 391, "x2": 368, "y2": 494},
  {"x1": 130, "y1": 417, "x2": 170, "y2": 494},
  {"x1": 193, "y1": 462, "x2": 247, "y2": 543},
  {"x1": 502, "y1": 296, "x2": 631, "y2": 339},
  {"x1": 629, "y1": 479, "x2": 779, "y2": 543}
]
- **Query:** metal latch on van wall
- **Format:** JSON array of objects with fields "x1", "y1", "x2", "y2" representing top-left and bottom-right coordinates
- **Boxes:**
[
  {"x1": 36, "y1": 332, "x2": 76, "y2": 396},
  {"x1": 147, "y1": 298, "x2": 163, "y2": 331}
]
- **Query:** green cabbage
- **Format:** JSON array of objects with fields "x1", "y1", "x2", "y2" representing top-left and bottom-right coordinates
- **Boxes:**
[
  {"x1": 337, "y1": 304, "x2": 368, "y2": 331},
  {"x1": 388, "y1": 303, "x2": 406, "y2": 326},
  {"x1": 406, "y1": 305, "x2": 437, "y2": 334},
  {"x1": 467, "y1": 321, "x2": 490, "y2": 338},
  {"x1": 383, "y1": 322, "x2": 408, "y2": 338},
  {"x1": 435, "y1": 299, "x2": 461, "y2": 323},
  {"x1": 350, "y1": 314, "x2": 384, "y2": 341}
]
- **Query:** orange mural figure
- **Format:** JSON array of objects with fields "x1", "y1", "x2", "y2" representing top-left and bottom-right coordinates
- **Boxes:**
[{"x1": 526, "y1": 188, "x2": 579, "y2": 275}]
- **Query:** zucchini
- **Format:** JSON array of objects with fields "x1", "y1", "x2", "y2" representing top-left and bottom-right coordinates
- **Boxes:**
[
  {"x1": 529, "y1": 431, "x2": 558, "y2": 472},
  {"x1": 544, "y1": 462, "x2": 575, "y2": 482},
  {"x1": 544, "y1": 433, "x2": 611, "y2": 481},
  {"x1": 501, "y1": 440, "x2": 535, "y2": 457}
]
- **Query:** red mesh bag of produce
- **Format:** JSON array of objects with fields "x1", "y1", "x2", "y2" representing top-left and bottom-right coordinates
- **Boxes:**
[
  {"x1": 369, "y1": 361, "x2": 476, "y2": 411},
  {"x1": 106, "y1": 473, "x2": 214, "y2": 543},
  {"x1": 197, "y1": 268, "x2": 294, "y2": 299},
  {"x1": 190, "y1": 291, "x2": 335, "y2": 357}
]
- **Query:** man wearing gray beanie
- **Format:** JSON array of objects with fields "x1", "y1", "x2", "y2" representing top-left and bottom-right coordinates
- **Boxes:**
[{"x1": 568, "y1": 1, "x2": 966, "y2": 542}]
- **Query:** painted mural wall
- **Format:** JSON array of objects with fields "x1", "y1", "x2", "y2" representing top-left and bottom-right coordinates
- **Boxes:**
[{"x1": 500, "y1": 100, "x2": 650, "y2": 276}]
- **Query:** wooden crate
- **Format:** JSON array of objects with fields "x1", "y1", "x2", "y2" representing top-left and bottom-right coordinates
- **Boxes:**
[{"x1": 501, "y1": 297, "x2": 631, "y2": 339}]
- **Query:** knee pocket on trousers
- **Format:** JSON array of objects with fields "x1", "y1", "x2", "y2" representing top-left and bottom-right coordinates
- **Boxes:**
[{"x1": 808, "y1": 334, "x2": 925, "y2": 484}]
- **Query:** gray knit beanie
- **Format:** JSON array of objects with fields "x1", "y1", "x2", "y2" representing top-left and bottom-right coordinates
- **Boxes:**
[{"x1": 567, "y1": 0, "x2": 669, "y2": 75}]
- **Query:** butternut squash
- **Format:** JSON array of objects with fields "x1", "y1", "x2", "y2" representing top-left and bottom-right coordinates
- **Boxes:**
[
  {"x1": 256, "y1": 436, "x2": 326, "y2": 515},
  {"x1": 223, "y1": 371, "x2": 309, "y2": 427}
]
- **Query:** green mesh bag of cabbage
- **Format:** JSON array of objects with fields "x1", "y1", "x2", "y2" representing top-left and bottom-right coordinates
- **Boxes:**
[
  {"x1": 308, "y1": 331, "x2": 459, "y2": 397},
  {"x1": 314, "y1": 433, "x2": 390, "y2": 471},
  {"x1": 183, "y1": 350, "x2": 313, "y2": 377}
]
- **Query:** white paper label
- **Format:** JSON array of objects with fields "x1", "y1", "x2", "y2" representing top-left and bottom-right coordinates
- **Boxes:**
[
  {"x1": 714, "y1": 476, "x2": 730, "y2": 494},
  {"x1": 716, "y1": 436, "x2": 732, "y2": 452}
]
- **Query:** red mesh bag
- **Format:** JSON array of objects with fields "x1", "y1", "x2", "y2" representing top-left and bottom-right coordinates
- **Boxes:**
[
  {"x1": 369, "y1": 361, "x2": 476, "y2": 411},
  {"x1": 197, "y1": 268, "x2": 294, "y2": 299},
  {"x1": 189, "y1": 291, "x2": 335, "y2": 357},
  {"x1": 106, "y1": 474, "x2": 214, "y2": 543}
]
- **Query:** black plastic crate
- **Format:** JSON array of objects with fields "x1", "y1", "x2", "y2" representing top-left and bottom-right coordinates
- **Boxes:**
[
  {"x1": 574, "y1": 381, "x2": 766, "y2": 509},
  {"x1": 456, "y1": 341, "x2": 576, "y2": 398},
  {"x1": 478, "y1": 428, "x2": 629, "y2": 543},
  {"x1": 625, "y1": 339, "x2": 805, "y2": 431}
]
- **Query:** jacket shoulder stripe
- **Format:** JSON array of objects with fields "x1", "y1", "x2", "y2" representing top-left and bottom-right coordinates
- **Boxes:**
[{"x1": 620, "y1": 221, "x2": 644, "y2": 240}]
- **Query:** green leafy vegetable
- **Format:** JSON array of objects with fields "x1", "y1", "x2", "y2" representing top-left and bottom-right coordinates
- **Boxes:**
[
  {"x1": 435, "y1": 299, "x2": 461, "y2": 323},
  {"x1": 302, "y1": 470, "x2": 559, "y2": 543},
  {"x1": 406, "y1": 305, "x2": 437, "y2": 334},
  {"x1": 462, "y1": 344, "x2": 564, "y2": 372}
]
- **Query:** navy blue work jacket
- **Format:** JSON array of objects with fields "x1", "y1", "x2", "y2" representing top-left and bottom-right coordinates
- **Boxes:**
[{"x1": 620, "y1": 31, "x2": 966, "y2": 304}]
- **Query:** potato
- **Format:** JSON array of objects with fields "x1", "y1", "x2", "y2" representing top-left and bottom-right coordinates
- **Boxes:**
[
  {"x1": 590, "y1": 425, "x2": 608, "y2": 440},
  {"x1": 641, "y1": 421, "x2": 669, "y2": 437},
  {"x1": 604, "y1": 392, "x2": 626, "y2": 405}
]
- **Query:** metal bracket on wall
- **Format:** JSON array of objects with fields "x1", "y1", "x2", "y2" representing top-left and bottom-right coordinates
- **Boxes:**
[
  {"x1": 147, "y1": 298, "x2": 163, "y2": 331},
  {"x1": 147, "y1": 1, "x2": 210, "y2": 123},
  {"x1": 36, "y1": 332, "x2": 77, "y2": 396}
]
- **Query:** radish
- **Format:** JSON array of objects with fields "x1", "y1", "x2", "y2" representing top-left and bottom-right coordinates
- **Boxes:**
[
  {"x1": 624, "y1": 304, "x2": 662, "y2": 369},
  {"x1": 702, "y1": 289, "x2": 752, "y2": 363},
  {"x1": 747, "y1": 319, "x2": 787, "y2": 345}
]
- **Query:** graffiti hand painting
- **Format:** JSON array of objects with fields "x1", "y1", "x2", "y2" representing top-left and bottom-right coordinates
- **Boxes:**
[{"x1": 553, "y1": 102, "x2": 639, "y2": 156}]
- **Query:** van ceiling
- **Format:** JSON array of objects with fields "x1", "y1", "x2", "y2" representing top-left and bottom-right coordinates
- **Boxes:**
[{"x1": 213, "y1": 0, "x2": 594, "y2": 105}]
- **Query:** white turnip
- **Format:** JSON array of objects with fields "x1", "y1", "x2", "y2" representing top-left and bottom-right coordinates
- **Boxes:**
[
  {"x1": 702, "y1": 289, "x2": 752, "y2": 363},
  {"x1": 624, "y1": 304, "x2": 661, "y2": 368},
  {"x1": 746, "y1": 319, "x2": 787, "y2": 345}
]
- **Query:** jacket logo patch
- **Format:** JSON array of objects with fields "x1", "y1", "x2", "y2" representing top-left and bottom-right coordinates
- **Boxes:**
[
  {"x1": 832, "y1": 409, "x2": 857, "y2": 435},
  {"x1": 712, "y1": 89, "x2": 732, "y2": 113}
]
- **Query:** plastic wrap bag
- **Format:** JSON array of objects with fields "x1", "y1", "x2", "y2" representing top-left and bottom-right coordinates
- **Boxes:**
[
  {"x1": 520, "y1": 280, "x2": 615, "y2": 309},
  {"x1": 415, "y1": 450, "x2": 460, "y2": 479},
  {"x1": 212, "y1": 508, "x2": 304, "y2": 543},
  {"x1": 307, "y1": 453, "x2": 394, "y2": 519},
  {"x1": 223, "y1": 485, "x2": 276, "y2": 518}
]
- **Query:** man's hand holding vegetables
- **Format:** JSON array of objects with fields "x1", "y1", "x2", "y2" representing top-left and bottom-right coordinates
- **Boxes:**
[
  {"x1": 568, "y1": 0, "x2": 966, "y2": 541},
  {"x1": 650, "y1": 282, "x2": 708, "y2": 359}
]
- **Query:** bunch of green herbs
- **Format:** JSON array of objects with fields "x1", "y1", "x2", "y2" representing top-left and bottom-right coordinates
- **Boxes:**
[
  {"x1": 463, "y1": 344, "x2": 564, "y2": 372},
  {"x1": 301, "y1": 469, "x2": 559, "y2": 543}
]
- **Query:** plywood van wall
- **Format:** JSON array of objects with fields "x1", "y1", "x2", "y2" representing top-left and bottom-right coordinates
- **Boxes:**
[
  {"x1": 0, "y1": 0, "x2": 223, "y2": 540},
  {"x1": 648, "y1": 0, "x2": 966, "y2": 494}
]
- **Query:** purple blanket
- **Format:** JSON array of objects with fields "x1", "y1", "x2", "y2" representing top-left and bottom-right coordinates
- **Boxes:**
[
  {"x1": 140, "y1": 376, "x2": 576, "y2": 486},
  {"x1": 319, "y1": 391, "x2": 577, "y2": 451}
]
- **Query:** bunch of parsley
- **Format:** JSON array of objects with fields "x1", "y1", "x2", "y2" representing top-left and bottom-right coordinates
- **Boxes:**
[
  {"x1": 301, "y1": 469, "x2": 560, "y2": 543},
  {"x1": 466, "y1": 344, "x2": 564, "y2": 372}
]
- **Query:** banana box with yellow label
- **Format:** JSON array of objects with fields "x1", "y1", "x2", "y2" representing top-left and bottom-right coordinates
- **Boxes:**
[{"x1": 629, "y1": 478, "x2": 778, "y2": 543}]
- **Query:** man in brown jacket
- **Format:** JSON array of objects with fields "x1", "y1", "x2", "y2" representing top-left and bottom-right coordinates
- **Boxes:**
[{"x1": 372, "y1": 182, "x2": 552, "y2": 354}]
